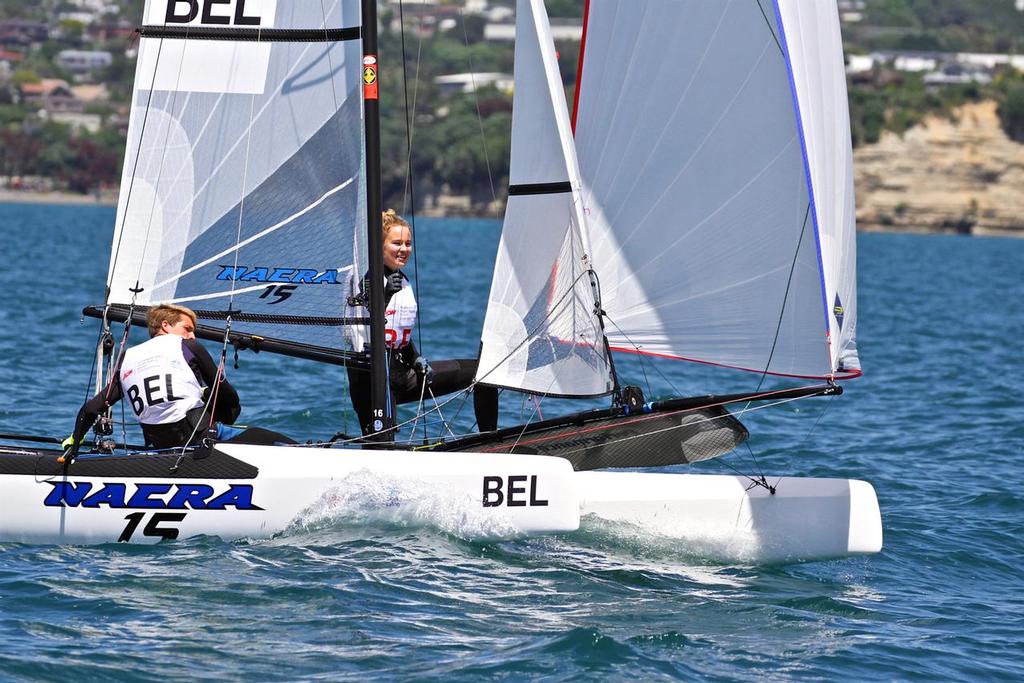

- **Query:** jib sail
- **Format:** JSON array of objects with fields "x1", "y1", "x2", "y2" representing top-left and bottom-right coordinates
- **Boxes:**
[{"x1": 573, "y1": 0, "x2": 860, "y2": 380}]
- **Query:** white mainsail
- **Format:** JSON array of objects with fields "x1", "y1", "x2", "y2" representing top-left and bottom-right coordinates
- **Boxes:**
[
  {"x1": 107, "y1": 0, "x2": 365, "y2": 353},
  {"x1": 475, "y1": 0, "x2": 612, "y2": 397},
  {"x1": 573, "y1": 0, "x2": 860, "y2": 380}
]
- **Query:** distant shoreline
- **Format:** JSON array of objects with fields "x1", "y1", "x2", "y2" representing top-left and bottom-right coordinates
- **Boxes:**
[
  {"x1": 1, "y1": 189, "x2": 1020, "y2": 238},
  {"x1": 0, "y1": 189, "x2": 117, "y2": 207}
]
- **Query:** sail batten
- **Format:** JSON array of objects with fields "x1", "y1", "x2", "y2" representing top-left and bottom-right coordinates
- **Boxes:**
[{"x1": 137, "y1": 25, "x2": 361, "y2": 42}]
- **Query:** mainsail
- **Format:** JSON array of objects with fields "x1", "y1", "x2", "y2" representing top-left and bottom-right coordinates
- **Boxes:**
[
  {"x1": 106, "y1": 0, "x2": 366, "y2": 355},
  {"x1": 475, "y1": 0, "x2": 613, "y2": 397},
  {"x1": 572, "y1": 0, "x2": 860, "y2": 380}
]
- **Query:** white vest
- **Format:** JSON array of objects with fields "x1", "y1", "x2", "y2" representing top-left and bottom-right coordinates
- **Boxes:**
[
  {"x1": 119, "y1": 335, "x2": 205, "y2": 425},
  {"x1": 344, "y1": 275, "x2": 419, "y2": 352},
  {"x1": 384, "y1": 280, "x2": 418, "y2": 349}
]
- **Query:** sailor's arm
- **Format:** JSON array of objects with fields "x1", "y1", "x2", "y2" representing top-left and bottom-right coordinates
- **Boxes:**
[
  {"x1": 184, "y1": 338, "x2": 241, "y2": 425},
  {"x1": 67, "y1": 379, "x2": 123, "y2": 448}
]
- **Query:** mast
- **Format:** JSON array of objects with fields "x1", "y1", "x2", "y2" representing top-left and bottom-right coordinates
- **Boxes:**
[{"x1": 362, "y1": 0, "x2": 394, "y2": 440}]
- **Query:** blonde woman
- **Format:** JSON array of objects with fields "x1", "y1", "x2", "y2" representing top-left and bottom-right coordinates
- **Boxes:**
[{"x1": 348, "y1": 210, "x2": 498, "y2": 436}]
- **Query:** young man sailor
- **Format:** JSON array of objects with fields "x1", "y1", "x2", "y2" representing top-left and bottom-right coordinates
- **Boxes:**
[{"x1": 64, "y1": 304, "x2": 251, "y2": 455}]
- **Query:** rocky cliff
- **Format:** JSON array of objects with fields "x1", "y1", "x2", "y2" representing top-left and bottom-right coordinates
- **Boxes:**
[{"x1": 854, "y1": 101, "x2": 1024, "y2": 237}]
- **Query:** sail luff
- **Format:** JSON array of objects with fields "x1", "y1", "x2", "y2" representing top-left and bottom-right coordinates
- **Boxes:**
[
  {"x1": 474, "y1": 0, "x2": 612, "y2": 397},
  {"x1": 771, "y1": 0, "x2": 836, "y2": 378},
  {"x1": 774, "y1": 0, "x2": 860, "y2": 375},
  {"x1": 107, "y1": 0, "x2": 162, "y2": 299}
]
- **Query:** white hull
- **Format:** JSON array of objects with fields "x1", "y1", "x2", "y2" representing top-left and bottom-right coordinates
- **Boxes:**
[{"x1": 0, "y1": 445, "x2": 881, "y2": 562}]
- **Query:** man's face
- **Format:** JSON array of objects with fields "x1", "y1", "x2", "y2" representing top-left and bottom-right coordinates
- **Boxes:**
[{"x1": 161, "y1": 315, "x2": 196, "y2": 340}]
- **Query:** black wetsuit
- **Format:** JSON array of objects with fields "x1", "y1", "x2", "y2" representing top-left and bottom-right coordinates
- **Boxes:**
[{"x1": 347, "y1": 269, "x2": 498, "y2": 436}]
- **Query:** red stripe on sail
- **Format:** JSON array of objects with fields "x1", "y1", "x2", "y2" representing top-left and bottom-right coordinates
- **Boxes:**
[{"x1": 570, "y1": 0, "x2": 591, "y2": 134}]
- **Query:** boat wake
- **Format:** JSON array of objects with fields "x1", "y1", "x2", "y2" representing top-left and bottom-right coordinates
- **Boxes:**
[
  {"x1": 283, "y1": 470, "x2": 522, "y2": 541},
  {"x1": 575, "y1": 514, "x2": 769, "y2": 566}
]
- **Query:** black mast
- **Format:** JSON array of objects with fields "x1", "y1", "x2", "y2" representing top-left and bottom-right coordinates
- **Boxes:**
[{"x1": 361, "y1": 0, "x2": 393, "y2": 441}]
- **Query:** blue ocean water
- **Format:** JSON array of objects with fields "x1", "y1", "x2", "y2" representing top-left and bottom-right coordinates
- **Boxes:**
[{"x1": 0, "y1": 202, "x2": 1022, "y2": 681}]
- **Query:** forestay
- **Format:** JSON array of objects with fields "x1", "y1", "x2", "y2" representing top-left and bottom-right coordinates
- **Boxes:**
[
  {"x1": 107, "y1": 0, "x2": 367, "y2": 353},
  {"x1": 476, "y1": 0, "x2": 612, "y2": 397},
  {"x1": 573, "y1": 0, "x2": 860, "y2": 380}
]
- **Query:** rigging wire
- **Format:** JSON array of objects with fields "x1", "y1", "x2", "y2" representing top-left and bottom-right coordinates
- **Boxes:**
[
  {"x1": 601, "y1": 312, "x2": 682, "y2": 399},
  {"x1": 82, "y1": 29, "x2": 172, "y2": 450},
  {"x1": 427, "y1": 387, "x2": 458, "y2": 439},
  {"x1": 176, "y1": 23, "x2": 266, "y2": 460},
  {"x1": 410, "y1": 373, "x2": 429, "y2": 442},
  {"x1": 397, "y1": 0, "x2": 426, "y2": 357},
  {"x1": 105, "y1": 32, "x2": 166, "y2": 302},
  {"x1": 771, "y1": 390, "x2": 837, "y2": 490},
  {"x1": 131, "y1": 32, "x2": 191, "y2": 296},
  {"x1": 730, "y1": 202, "x2": 814, "y2": 488},
  {"x1": 344, "y1": 269, "x2": 601, "y2": 444},
  {"x1": 458, "y1": 6, "x2": 499, "y2": 210}
]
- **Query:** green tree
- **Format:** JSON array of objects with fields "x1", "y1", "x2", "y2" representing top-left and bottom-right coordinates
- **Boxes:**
[
  {"x1": 545, "y1": 0, "x2": 584, "y2": 18},
  {"x1": 10, "y1": 69, "x2": 40, "y2": 86},
  {"x1": 998, "y1": 83, "x2": 1024, "y2": 143}
]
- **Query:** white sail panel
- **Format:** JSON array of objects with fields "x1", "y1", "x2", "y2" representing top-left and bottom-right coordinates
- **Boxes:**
[
  {"x1": 776, "y1": 0, "x2": 859, "y2": 375},
  {"x1": 574, "y1": 0, "x2": 859, "y2": 379},
  {"x1": 108, "y1": 0, "x2": 364, "y2": 352},
  {"x1": 139, "y1": 0, "x2": 276, "y2": 94},
  {"x1": 476, "y1": 0, "x2": 612, "y2": 396}
]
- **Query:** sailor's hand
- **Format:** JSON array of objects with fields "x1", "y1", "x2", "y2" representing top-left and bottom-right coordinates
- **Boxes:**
[
  {"x1": 413, "y1": 356, "x2": 434, "y2": 386},
  {"x1": 384, "y1": 272, "x2": 404, "y2": 298},
  {"x1": 59, "y1": 434, "x2": 83, "y2": 462}
]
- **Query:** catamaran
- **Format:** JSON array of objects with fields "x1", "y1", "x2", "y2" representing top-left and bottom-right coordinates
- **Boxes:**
[{"x1": 0, "y1": 0, "x2": 882, "y2": 562}]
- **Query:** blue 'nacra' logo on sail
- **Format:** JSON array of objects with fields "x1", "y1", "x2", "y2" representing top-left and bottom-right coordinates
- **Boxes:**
[
  {"x1": 217, "y1": 265, "x2": 341, "y2": 285},
  {"x1": 43, "y1": 482, "x2": 262, "y2": 510}
]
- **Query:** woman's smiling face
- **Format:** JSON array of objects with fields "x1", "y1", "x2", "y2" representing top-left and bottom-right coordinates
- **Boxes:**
[{"x1": 383, "y1": 225, "x2": 413, "y2": 271}]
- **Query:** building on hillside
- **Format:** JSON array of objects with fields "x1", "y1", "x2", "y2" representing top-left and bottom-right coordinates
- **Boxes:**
[
  {"x1": 435, "y1": 72, "x2": 513, "y2": 96},
  {"x1": 837, "y1": 0, "x2": 865, "y2": 23},
  {"x1": 0, "y1": 49, "x2": 24, "y2": 79},
  {"x1": 18, "y1": 79, "x2": 83, "y2": 113},
  {"x1": 923, "y1": 63, "x2": 992, "y2": 87},
  {"x1": 869, "y1": 50, "x2": 1024, "y2": 83},
  {"x1": 57, "y1": 49, "x2": 113, "y2": 74},
  {"x1": 58, "y1": 11, "x2": 99, "y2": 25},
  {"x1": 846, "y1": 54, "x2": 875, "y2": 74},
  {"x1": 384, "y1": 1, "x2": 460, "y2": 38},
  {"x1": 0, "y1": 19, "x2": 51, "y2": 49},
  {"x1": 957, "y1": 52, "x2": 1024, "y2": 72},
  {"x1": 85, "y1": 20, "x2": 136, "y2": 43},
  {"x1": 893, "y1": 53, "x2": 939, "y2": 72},
  {"x1": 70, "y1": 83, "x2": 110, "y2": 103},
  {"x1": 484, "y1": 18, "x2": 582, "y2": 41},
  {"x1": 46, "y1": 110, "x2": 103, "y2": 134},
  {"x1": 67, "y1": 0, "x2": 118, "y2": 10}
]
